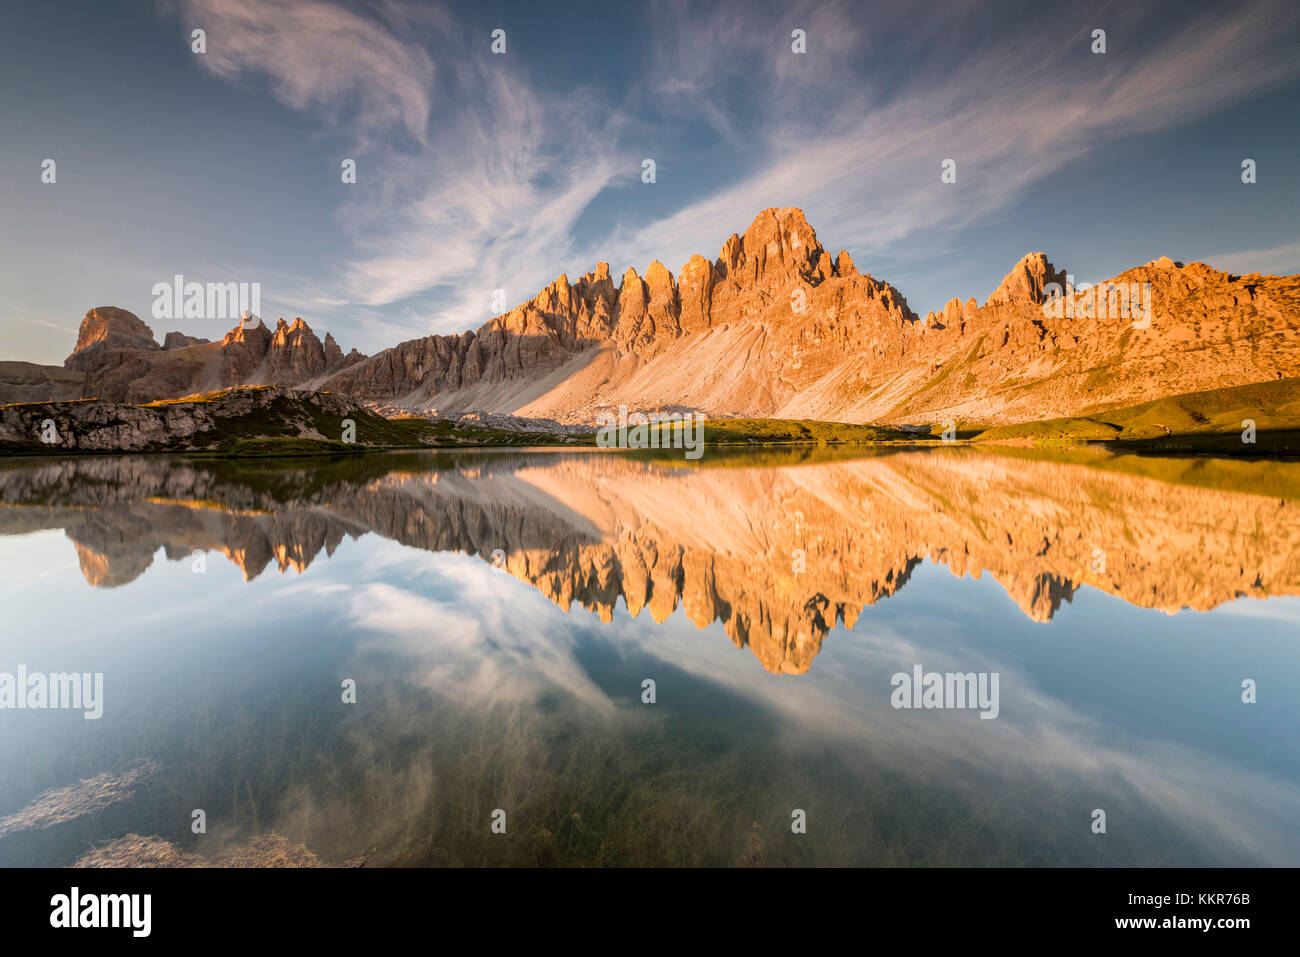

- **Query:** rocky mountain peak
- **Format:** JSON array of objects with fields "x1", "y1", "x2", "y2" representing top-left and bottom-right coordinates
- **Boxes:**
[
  {"x1": 731, "y1": 206, "x2": 827, "y2": 285},
  {"x1": 323, "y1": 332, "x2": 344, "y2": 368},
  {"x1": 644, "y1": 259, "x2": 675, "y2": 289},
  {"x1": 986, "y1": 252, "x2": 1069, "y2": 305},
  {"x1": 221, "y1": 317, "x2": 271, "y2": 347},
  {"x1": 65, "y1": 307, "x2": 159, "y2": 370},
  {"x1": 267, "y1": 317, "x2": 335, "y2": 383}
]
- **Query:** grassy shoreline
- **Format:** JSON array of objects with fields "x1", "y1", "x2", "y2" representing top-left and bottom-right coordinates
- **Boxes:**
[{"x1": 3, "y1": 378, "x2": 1299, "y2": 459}]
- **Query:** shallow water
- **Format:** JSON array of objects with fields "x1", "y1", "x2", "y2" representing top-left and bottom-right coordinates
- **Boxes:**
[{"x1": 0, "y1": 446, "x2": 1297, "y2": 866}]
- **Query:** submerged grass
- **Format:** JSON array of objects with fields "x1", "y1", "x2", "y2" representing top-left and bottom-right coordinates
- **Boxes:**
[{"x1": 4, "y1": 650, "x2": 1134, "y2": 867}]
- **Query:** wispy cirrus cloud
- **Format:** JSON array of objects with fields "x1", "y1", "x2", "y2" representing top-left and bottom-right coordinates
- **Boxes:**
[
  {"x1": 168, "y1": 0, "x2": 436, "y2": 144},
  {"x1": 0, "y1": 303, "x2": 77, "y2": 336},
  {"x1": 168, "y1": 0, "x2": 633, "y2": 340},
  {"x1": 1205, "y1": 240, "x2": 1300, "y2": 276},
  {"x1": 592, "y1": 0, "x2": 1300, "y2": 282},
  {"x1": 161, "y1": 0, "x2": 1300, "y2": 346},
  {"x1": 336, "y1": 72, "x2": 630, "y2": 329}
]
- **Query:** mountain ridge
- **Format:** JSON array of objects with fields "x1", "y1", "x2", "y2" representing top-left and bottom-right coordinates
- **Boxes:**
[{"x1": 11, "y1": 206, "x2": 1300, "y2": 429}]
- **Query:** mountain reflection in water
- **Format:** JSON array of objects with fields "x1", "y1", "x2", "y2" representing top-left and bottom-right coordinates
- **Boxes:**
[
  {"x1": 1, "y1": 447, "x2": 1296, "y2": 673},
  {"x1": 1, "y1": 446, "x2": 1298, "y2": 867}
]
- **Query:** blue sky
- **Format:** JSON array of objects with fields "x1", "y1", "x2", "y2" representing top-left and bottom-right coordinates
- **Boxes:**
[{"x1": 2, "y1": 0, "x2": 1298, "y2": 364}]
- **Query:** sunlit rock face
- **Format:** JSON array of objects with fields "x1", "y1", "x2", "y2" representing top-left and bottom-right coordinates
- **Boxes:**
[
  {"x1": 268, "y1": 205, "x2": 1300, "y2": 424},
  {"x1": 985, "y1": 252, "x2": 1069, "y2": 306},
  {"x1": 30, "y1": 208, "x2": 1299, "y2": 423},
  {"x1": 53, "y1": 311, "x2": 368, "y2": 405},
  {"x1": 64, "y1": 307, "x2": 160, "y2": 372},
  {"x1": 2, "y1": 449, "x2": 1297, "y2": 674}
]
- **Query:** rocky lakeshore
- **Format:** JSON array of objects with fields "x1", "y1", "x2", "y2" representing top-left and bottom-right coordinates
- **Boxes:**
[{"x1": 0, "y1": 386, "x2": 578, "y2": 454}]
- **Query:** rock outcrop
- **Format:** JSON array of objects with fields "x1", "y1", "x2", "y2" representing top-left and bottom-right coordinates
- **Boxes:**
[
  {"x1": 321, "y1": 207, "x2": 919, "y2": 415},
  {"x1": 0, "y1": 386, "x2": 390, "y2": 452},
  {"x1": 64, "y1": 307, "x2": 159, "y2": 371},
  {"x1": 986, "y1": 252, "x2": 1070, "y2": 305},
  {"x1": 163, "y1": 331, "x2": 210, "y2": 350},
  {"x1": 59, "y1": 313, "x2": 369, "y2": 403}
]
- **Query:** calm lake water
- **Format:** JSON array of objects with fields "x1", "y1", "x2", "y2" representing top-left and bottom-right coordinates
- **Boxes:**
[{"x1": 1, "y1": 446, "x2": 1297, "y2": 866}]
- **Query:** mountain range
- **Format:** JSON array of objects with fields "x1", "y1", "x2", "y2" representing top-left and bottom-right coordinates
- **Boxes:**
[
  {"x1": 5, "y1": 207, "x2": 1299, "y2": 428},
  {"x1": 3, "y1": 450, "x2": 1296, "y2": 673}
]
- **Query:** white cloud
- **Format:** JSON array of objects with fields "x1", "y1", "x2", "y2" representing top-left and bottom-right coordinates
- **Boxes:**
[
  {"x1": 342, "y1": 557, "x2": 619, "y2": 714},
  {"x1": 337, "y1": 77, "x2": 630, "y2": 323},
  {"x1": 1204, "y1": 240, "x2": 1300, "y2": 276},
  {"x1": 0, "y1": 303, "x2": 77, "y2": 336},
  {"x1": 166, "y1": 0, "x2": 1300, "y2": 345},
  {"x1": 174, "y1": 0, "x2": 434, "y2": 144},
  {"x1": 592, "y1": 0, "x2": 1300, "y2": 282}
]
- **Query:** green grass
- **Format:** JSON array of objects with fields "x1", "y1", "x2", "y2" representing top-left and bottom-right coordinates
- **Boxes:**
[
  {"x1": 154, "y1": 389, "x2": 578, "y2": 452},
  {"x1": 973, "y1": 378, "x2": 1300, "y2": 454},
  {"x1": 411, "y1": 418, "x2": 578, "y2": 447},
  {"x1": 971, "y1": 443, "x2": 1300, "y2": 499},
  {"x1": 696, "y1": 417, "x2": 910, "y2": 443},
  {"x1": 11, "y1": 378, "x2": 1300, "y2": 460},
  {"x1": 138, "y1": 385, "x2": 280, "y2": 407},
  {"x1": 583, "y1": 417, "x2": 913, "y2": 447}
]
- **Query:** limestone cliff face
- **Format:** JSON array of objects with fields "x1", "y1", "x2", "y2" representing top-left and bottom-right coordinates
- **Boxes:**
[
  {"x1": 320, "y1": 207, "x2": 919, "y2": 415},
  {"x1": 64, "y1": 307, "x2": 159, "y2": 371},
  {"x1": 3, "y1": 450, "x2": 1296, "y2": 674},
  {"x1": 268, "y1": 317, "x2": 330, "y2": 383},
  {"x1": 878, "y1": 261, "x2": 1300, "y2": 427},
  {"x1": 69, "y1": 314, "x2": 367, "y2": 403},
  {"x1": 985, "y1": 252, "x2": 1069, "y2": 306},
  {"x1": 15, "y1": 208, "x2": 1300, "y2": 422},
  {"x1": 314, "y1": 207, "x2": 1300, "y2": 425},
  {"x1": 319, "y1": 255, "x2": 675, "y2": 404},
  {"x1": 218, "y1": 319, "x2": 275, "y2": 384}
]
